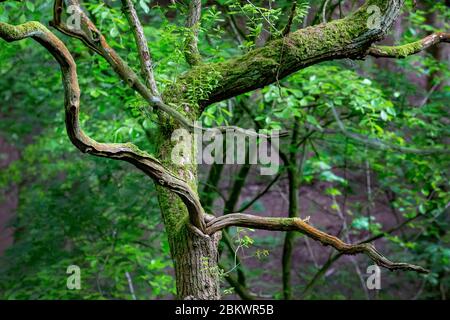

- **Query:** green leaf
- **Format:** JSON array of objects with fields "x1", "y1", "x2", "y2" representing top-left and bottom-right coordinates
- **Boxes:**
[{"x1": 25, "y1": 1, "x2": 35, "y2": 12}]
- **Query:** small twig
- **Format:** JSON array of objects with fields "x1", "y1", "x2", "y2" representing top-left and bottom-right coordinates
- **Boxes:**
[
  {"x1": 237, "y1": 173, "x2": 282, "y2": 212},
  {"x1": 328, "y1": 104, "x2": 450, "y2": 155}
]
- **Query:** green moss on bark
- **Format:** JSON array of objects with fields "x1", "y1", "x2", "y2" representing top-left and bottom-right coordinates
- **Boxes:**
[{"x1": 0, "y1": 21, "x2": 46, "y2": 41}]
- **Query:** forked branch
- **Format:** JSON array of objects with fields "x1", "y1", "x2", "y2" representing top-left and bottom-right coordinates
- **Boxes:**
[
  {"x1": 206, "y1": 213, "x2": 428, "y2": 273},
  {"x1": 51, "y1": 1, "x2": 276, "y2": 138}
]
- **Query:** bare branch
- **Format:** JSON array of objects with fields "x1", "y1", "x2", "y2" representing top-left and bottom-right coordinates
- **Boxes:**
[
  {"x1": 205, "y1": 126, "x2": 288, "y2": 138},
  {"x1": 184, "y1": 0, "x2": 202, "y2": 66},
  {"x1": 0, "y1": 21, "x2": 206, "y2": 232},
  {"x1": 236, "y1": 173, "x2": 282, "y2": 212},
  {"x1": 368, "y1": 32, "x2": 450, "y2": 58},
  {"x1": 301, "y1": 213, "x2": 423, "y2": 297},
  {"x1": 322, "y1": 0, "x2": 331, "y2": 23},
  {"x1": 206, "y1": 213, "x2": 428, "y2": 273},
  {"x1": 121, "y1": 0, "x2": 159, "y2": 96}
]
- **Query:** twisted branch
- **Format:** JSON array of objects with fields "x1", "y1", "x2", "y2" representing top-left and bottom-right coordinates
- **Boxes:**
[
  {"x1": 368, "y1": 32, "x2": 450, "y2": 58},
  {"x1": 206, "y1": 213, "x2": 428, "y2": 273},
  {"x1": 0, "y1": 21, "x2": 206, "y2": 232}
]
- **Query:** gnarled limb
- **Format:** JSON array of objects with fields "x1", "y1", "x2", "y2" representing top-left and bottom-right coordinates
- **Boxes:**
[
  {"x1": 121, "y1": 0, "x2": 159, "y2": 96},
  {"x1": 206, "y1": 213, "x2": 428, "y2": 273},
  {"x1": 0, "y1": 21, "x2": 206, "y2": 232},
  {"x1": 184, "y1": 0, "x2": 202, "y2": 66},
  {"x1": 368, "y1": 32, "x2": 450, "y2": 58}
]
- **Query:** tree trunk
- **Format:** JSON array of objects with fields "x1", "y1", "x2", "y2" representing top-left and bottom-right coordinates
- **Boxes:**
[{"x1": 156, "y1": 126, "x2": 222, "y2": 300}]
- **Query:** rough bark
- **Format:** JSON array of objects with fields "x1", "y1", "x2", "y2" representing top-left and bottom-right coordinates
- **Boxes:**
[
  {"x1": 206, "y1": 214, "x2": 428, "y2": 273},
  {"x1": 173, "y1": 0, "x2": 405, "y2": 109}
]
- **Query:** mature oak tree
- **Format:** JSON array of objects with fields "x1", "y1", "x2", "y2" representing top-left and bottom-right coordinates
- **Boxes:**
[{"x1": 0, "y1": 0, "x2": 448, "y2": 299}]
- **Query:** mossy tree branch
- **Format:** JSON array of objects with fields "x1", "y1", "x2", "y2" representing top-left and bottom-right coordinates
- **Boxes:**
[
  {"x1": 206, "y1": 213, "x2": 429, "y2": 274},
  {"x1": 301, "y1": 213, "x2": 423, "y2": 297},
  {"x1": 281, "y1": 125, "x2": 302, "y2": 300}
]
